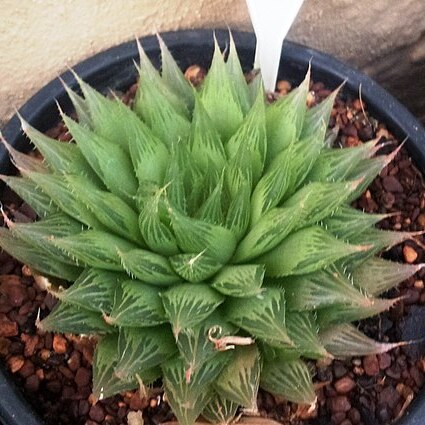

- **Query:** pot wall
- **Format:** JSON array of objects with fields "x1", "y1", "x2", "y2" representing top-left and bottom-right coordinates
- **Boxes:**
[{"x1": 1, "y1": 0, "x2": 425, "y2": 127}]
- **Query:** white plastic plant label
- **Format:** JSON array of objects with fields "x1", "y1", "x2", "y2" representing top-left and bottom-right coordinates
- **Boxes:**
[{"x1": 246, "y1": 0, "x2": 305, "y2": 92}]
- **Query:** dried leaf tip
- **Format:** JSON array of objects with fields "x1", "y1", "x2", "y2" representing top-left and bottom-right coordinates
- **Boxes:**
[{"x1": 208, "y1": 325, "x2": 255, "y2": 351}]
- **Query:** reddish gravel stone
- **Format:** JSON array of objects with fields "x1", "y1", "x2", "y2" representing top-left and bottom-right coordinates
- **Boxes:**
[
  {"x1": 329, "y1": 396, "x2": 351, "y2": 413},
  {"x1": 378, "y1": 353, "x2": 392, "y2": 370},
  {"x1": 53, "y1": 334, "x2": 68, "y2": 354},
  {"x1": 382, "y1": 175, "x2": 404, "y2": 193},
  {"x1": 67, "y1": 350, "x2": 81, "y2": 371},
  {"x1": 25, "y1": 374, "x2": 40, "y2": 392},
  {"x1": 0, "y1": 314, "x2": 18, "y2": 337},
  {"x1": 379, "y1": 385, "x2": 401, "y2": 409},
  {"x1": 363, "y1": 355, "x2": 380, "y2": 376},
  {"x1": 21, "y1": 334, "x2": 39, "y2": 357},
  {"x1": 334, "y1": 376, "x2": 356, "y2": 394},
  {"x1": 18, "y1": 359, "x2": 35, "y2": 378},
  {"x1": 7, "y1": 355, "x2": 24, "y2": 373},
  {"x1": 89, "y1": 404, "x2": 105, "y2": 422},
  {"x1": 0, "y1": 276, "x2": 28, "y2": 307},
  {"x1": 75, "y1": 367, "x2": 91, "y2": 387}
]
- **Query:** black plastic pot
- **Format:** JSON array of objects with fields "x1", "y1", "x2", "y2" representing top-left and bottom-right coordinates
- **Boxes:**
[{"x1": 1, "y1": 29, "x2": 425, "y2": 425}]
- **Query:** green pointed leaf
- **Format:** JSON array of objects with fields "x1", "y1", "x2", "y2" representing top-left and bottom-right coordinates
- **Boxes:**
[
  {"x1": 202, "y1": 393, "x2": 238, "y2": 425},
  {"x1": 322, "y1": 205, "x2": 388, "y2": 240},
  {"x1": 200, "y1": 38, "x2": 243, "y2": 141},
  {"x1": 161, "y1": 283, "x2": 224, "y2": 337},
  {"x1": 176, "y1": 313, "x2": 236, "y2": 377},
  {"x1": 284, "y1": 128, "x2": 326, "y2": 197},
  {"x1": 317, "y1": 296, "x2": 401, "y2": 328},
  {"x1": 93, "y1": 333, "x2": 138, "y2": 400},
  {"x1": 8, "y1": 213, "x2": 85, "y2": 265},
  {"x1": 0, "y1": 175, "x2": 58, "y2": 218},
  {"x1": 189, "y1": 97, "x2": 226, "y2": 172},
  {"x1": 282, "y1": 267, "x2": 369, "y2": 311},
  {"x1": 259, "y1": 226, "x2": 368, "y2": 277},
  {"x1": 261, "y1": 359, "x2": 316, "y2": 405},
  {"x1": 226, "y1": 31, "x2": 251, "y2": 114},
  {"x1": 61, "y1": 82, "x2": 92, "y2": 128},
  {"x1": 346, "y1": 147, "x2": 400, "y2": 202},
  {"x1": 233, "y1": 206, "x2": 298, "y2": 263},
  {"x1": 162, "y1": 353, "x2": 230, "y2": 425},
  {"x1": 114, "y1": 326, "x2": 177, "y2": 382},
  {"x1": 301, "y1": 86, "x2": 338, "y2": 138},
  {"x1": 265, "y1": 68, "x2": 310, "y2": 162},
  {"x1": 138, "y1": 186, "x2": 179, "y2": 256},
  {"x1": 352, "y1": 257, "x2": 424, "y2": 296},
  {"x1": 127, "y1": 115, "x2": 170, "y2": 185},
  {"x1": 134, "y1": 44, "x2": 190, "y2": 146},
  {"x1": 63, "y1": 115, "x2": 138, "y2": 202},
  {"x1": 72, "y1": 74, "x2": 133, "y2": 150},
  {"x1": 250, "y1": 148, "x2": 293, "y2": 224},
  {"x1": 170, "y1": 253, "x2": 223, "y2": 283},
  {"x1": 307, "y1": 139, "x2": 381, "y2": 182},
  {"x1": 195, "y1": 173, "x2": 225, "y2": 226},
  {"x1": 283, "y1": 180, "x2": 360, "y2": 229},
  {"x1": 38, "y1": 301, "x2": 111, "y2": 334},
  {"x1": 24, "y1": 171, "x2": 102, "y2": 228},
  {"x1": 225, "y1": 90, "x2": 267, "y2": 184},
  {"x1": 169, "y1": 207, "x2": 237, "y2": 263},
  {"x1": 0, "y1": 228, "x2": 81, "y2": 281},
  {"x1": 135, "y1": 40, "x2": 189, "y2": 118},
  {"x1": 158, "y1": 34, "x2": 195, "y2": 110},
  {"x1": 225, "y1": 287, "x2": 293, "y2": 348},
  {"x1": 56, "y1": 268, "x2": 123, "y2": 313},
  {"x1": 225, "y1": 180, "x2": 251, "y2": 241},
  {"x1": 286, "y1": 312, "x2": 329, "y2": 360},
  {"x1": 54, "y1": 230, "x2": 136, "y2": 270},
  {"x1": 20, "y1": 119, "x2": 96, "y2": 177},
  {"x1": 118, "y1": 248, "x2": 180, "y2": 286},
  {"x1": 1, "y1": 136, "x2": 46, "y2": 173},
  {"x1": 108, "y1": 279, "x2": 167, "y2": 327},
  {"x1": 320, "y1": 323, "x2": 403, "y2": 358},
  {"x1": 66, "y1": 175, "x2": 142, "y2": 244},
  {"x1": 211, "y1": 264, "x2": 265, "y2": 297},
  {"x1": 215, "y1": 345, "x2": 261, "y2": 411}
]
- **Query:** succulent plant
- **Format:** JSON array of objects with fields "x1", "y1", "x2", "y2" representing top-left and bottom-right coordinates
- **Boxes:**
[{"x1": 0, "y1": 35, "x2": 420, "y2": 425}]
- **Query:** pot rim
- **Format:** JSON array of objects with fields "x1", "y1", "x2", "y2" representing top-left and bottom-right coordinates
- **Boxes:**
[{"x1": 1, "y1": 28, "x2": 425, "y2": 425}]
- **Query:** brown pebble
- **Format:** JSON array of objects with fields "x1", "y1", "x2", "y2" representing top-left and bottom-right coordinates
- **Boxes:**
[
  {"x1": 89, "y1": 404, "x2": 105, "y2": 422},
  {"x1": 329, "y1": 395, "x2": 351, "y2": 413},
  {"x1": 382, "y1": 175, "x2": 404, "y2": 193},
  {"x1": 67, "y1": 350, "x2": 81, "y2": 371},
  {"x1": 379, "y1": 385, "x2": 401, "y2": 409},
  {"x1": 403, "y1": 245, "x2": 418, "y2": 263},
  {"x1": 0, "y1": 277, "x2": 28, "y2": 307},
  {"x1": 334, "y1": 376, "x2": 356, "y2": 394},
  {"x1": 348, "y1": 407, "x2": 361, "y2": 423},
  {"x1": 78, "y1": 400, "x2": 90, "y2": 416},
  {"x1": 47, "y1": 379, "x2": 62, "y2": 394},
  {"x1": 417, "y1": 213, "x2": 425, "y2": 228},
  {"x1": 0, "y1": 336, "x2": 11, "y2": 355},
  {"x1": 0, "y1": 314, "x2": 18, "y2": 337},
  {"x1": 7, "y1": 355, "x2": 25, "y2": 373},
  {"x1": 75, "y1": 367, "x2": 91, "y2": 387},
  {"x1": 129, "y1": 392, "x2": 147, "y2": 410},
  {"x1": 24, "y1": 374, "x2": 40, "y2": 392},
  {"x1": 53, "y1": 334, "x2": 68, "y2": 354},
  {"x1": 378, "y1": 353, "x2": 392, "y2": 370},
  {"x1": 363, "y1": 355, "x2": 380, "y2": 376},
  {"x1": 18, "y1": 359, "x2": 35, "y2": 378},
  {"x1": 184, "y1": 65, "x2": 205, "y2": 86},
  {"x1": 340, "y1": 420, "x2": 353, "y2": 425},
  {"x1": 21, "y1": 334, "x2": 39, "y2": 357}
]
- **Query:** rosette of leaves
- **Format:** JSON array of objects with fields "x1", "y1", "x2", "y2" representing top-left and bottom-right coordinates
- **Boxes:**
[{"x1": 0, "y1": 35, "x2": 420, "y2": 425}]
